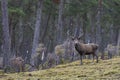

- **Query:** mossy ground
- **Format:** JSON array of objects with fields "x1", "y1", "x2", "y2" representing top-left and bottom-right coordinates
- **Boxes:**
[{"x1": 0, "y1": 57, "x2": 120, "y2": 80}]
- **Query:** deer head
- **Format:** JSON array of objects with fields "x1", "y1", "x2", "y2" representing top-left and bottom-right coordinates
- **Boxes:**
[{"x1": 72, "y1": 33, "x2": 83, "y2": 44}]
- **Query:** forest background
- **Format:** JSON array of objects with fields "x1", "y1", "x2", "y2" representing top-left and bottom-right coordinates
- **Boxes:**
[{"x1": 0, "y1": 0, "x2": 120, "y2": 70}]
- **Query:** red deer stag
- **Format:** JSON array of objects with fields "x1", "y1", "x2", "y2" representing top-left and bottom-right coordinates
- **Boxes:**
[{"x1": 72, "y1": 35, "x2": 99, "y2": 65}]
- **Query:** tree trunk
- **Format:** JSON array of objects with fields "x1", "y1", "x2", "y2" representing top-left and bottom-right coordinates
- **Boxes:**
[
  {"x1": 74, "y1": 15, "x2": 81, "y2": 37},
  {"x1": 16, "y1": 17, "x2": 24, "y2": 57},
  {"x1": 82, "y1": 13, "x2": 87, "y2": 43},
  {"x1": 96, "y1": 0, "x2": 103, "y2": 58},
  {"x1": 57, "y1": 0, "x2": 64, "y2": 44},
  {"x1": 31, "y1": 0, "x2": 43, "y2": 67},
  {"x1": 96, "y1": 0, "x2": 102, "y2": 44},
  {"x1": 40, "y1": 12, "x2": 51, "y2": 43},
  {"x1": 117, "y1": 29, "x2": 120, "y2": 56},
  {"x1": 89, "y1": 11, "x2": 96, "y2": 43},
  {"x1": 1, "y1": 0, "x2": 11, "y2": 72}
]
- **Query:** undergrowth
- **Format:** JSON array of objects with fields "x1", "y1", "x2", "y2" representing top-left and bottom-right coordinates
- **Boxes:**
[{"x1": 0, "y1": 57, "x2": 120, "y2": 80}]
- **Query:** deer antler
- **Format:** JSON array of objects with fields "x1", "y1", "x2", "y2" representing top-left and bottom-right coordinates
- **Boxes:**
[{"x1": 78, "y1": 33, "x2": 83, "y2": 39}]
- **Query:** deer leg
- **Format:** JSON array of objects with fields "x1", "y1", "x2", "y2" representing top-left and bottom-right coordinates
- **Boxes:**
[
  {"x1": 17, "y1": 65, "x2": 20, "y2": 72},
  {"x1": 80, "y1": 55, "x2": 83, "y2": 65},
  {"x1": 20, "y1": 65, "x2": 22, "y2": 72},
  {"x1": 95, "y1": 53, "x2": 98, "y2": 63},
  {"x1": 92, "y1": 54, "x2": 95, "y2": 63}
]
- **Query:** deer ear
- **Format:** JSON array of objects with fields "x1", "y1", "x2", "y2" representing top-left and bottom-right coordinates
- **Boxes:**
[{"x1": 72, "y1": 37, "x2": 74, "y2": 40}]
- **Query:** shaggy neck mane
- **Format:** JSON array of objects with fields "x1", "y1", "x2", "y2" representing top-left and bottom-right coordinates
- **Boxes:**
[{"x1": 75, "y1": 42, "x2": 83, "y2": 51}]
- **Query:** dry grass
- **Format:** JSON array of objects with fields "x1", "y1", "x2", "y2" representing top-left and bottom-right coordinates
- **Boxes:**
[{"x1": 0, "y1": 57, "x2": 120, "y2": 80}]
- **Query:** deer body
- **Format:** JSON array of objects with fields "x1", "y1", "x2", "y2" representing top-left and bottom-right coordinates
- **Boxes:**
[
  {"x1": 10, "y1": 57, "x2": 24, "y2": 72},
  {"x1": 72, "y1": 37, "x2": 98, "y2": 65}
]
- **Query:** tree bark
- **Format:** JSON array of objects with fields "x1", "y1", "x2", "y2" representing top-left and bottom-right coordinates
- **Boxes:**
[
  {"x1": 109, "y1": 24, "x2": 114, "y2": 44},
  {"x1": 57, "y1": 0, "x2": 64, "y2": 44},
  {"x1": 1, "y1": 0, "x2": 11, "y2": 71},
  {"x1": 82, "y1": 13, "x2": 87, "y2": 43},
  {"x1": 16, "y1": 17, "x2": 24, "y2": 57},
  {"x1": 96, "y1": 0, "x2": 103, "y2": 58},
  {"x1": 40, "y1": 12, "x2": 51, "y2": 43},
  {"x1": 117, "y1": 29, "x2": 120, "y2": 56},
  {"x1": 31, "y1": 0, "x2": 43, "y2": 67},
  {"x1": 89, "y1": 11, "x2": 96, "y2": 43},
  {"x1": 74, "y1": 15, "x2": 81, "y2": 37},
  {"x1": 96, "y1": 0, "x2": 102, "y2": 43}
]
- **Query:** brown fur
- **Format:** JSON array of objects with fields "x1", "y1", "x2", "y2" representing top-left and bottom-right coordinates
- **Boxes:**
[
  {"x1": 72, "y1": 38, "x2": 98, "y2": 65},
  {"x1": 10, "y1": 57, "x2": 24, "y2": 72},
  {"x1": 106, "y1": 44, "x2": 117, "y2": 59},
  {"x1": 47, "y1": 53, "x2": 56, "y2": 68}
]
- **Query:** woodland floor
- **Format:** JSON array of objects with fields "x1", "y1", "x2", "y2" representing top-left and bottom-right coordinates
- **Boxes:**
[{"x1": 0, "y1": 57, "x2": 120, "y2": 80}]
